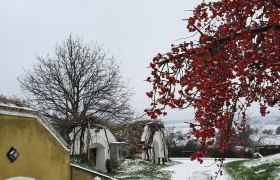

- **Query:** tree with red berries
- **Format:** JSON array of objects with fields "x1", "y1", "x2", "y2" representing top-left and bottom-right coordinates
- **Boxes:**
[{"x1": 145, "y1": 0, "x2": 280, "y2": 164}]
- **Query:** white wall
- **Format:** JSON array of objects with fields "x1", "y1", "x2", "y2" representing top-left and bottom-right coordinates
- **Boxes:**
[
  {"x1": 140, "y1": 125, "x2": 168, "y2": 163},
  {"x1": 72, "y1": 127, "x2": 117, "y2": 172},
  {"x1": 153, "y1": 131, "x2": 168, "y2": 159}
]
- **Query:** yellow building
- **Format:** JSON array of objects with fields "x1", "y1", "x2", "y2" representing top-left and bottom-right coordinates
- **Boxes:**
[{"x1": 0, "y1": 102, "x2": 116, "y2": 180}]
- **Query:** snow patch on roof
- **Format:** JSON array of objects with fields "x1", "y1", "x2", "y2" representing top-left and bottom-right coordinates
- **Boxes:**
[{"x1": 0, "y1": 102, "x2": 36, "y2": 112}]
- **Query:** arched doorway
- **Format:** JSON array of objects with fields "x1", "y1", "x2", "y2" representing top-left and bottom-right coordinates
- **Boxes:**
[{"x1": 90, "y1": 143, "x2": 106, "y2": 172}]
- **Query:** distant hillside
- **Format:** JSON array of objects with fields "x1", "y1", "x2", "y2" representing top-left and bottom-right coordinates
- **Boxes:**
[
  {"x1": 162, "y1": 119, "x2": 194, "y2": 124},
  {"x1": 162, "y1": 115, "x2": 280, "y2": 125},
  {"x1": 164, "y1": 116, "x2": 280, "y2": 146},
  {"x1": 249, "y1": 115, "x2": 280, "y2": 125}
]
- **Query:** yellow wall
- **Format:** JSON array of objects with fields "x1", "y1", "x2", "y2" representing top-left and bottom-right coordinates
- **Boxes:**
[
  {"x1": 71, "y1": 166, "x2": 107, "y2": 180},
  {"x1": 0, "y1": 114, "x2": 71, "y2": 180}
]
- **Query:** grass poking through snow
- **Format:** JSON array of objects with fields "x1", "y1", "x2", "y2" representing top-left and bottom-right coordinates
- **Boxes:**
[
  {"x1": 115, "y1": 159, "x2": 176, "y2": 180},
  {"x1": 225, "y1": 155, "x2": 280, "y2": 180}
]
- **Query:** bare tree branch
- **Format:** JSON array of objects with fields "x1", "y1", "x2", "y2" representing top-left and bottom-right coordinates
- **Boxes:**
[{"x1": 19, "y1": 35, "x2": 134, "y2": 141}]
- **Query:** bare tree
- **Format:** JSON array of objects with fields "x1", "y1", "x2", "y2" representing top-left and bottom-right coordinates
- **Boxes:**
[
  {"x1": 19, "y1": 36, "x2": 133, "y2": 141},
  {"x1": 164, "y1": 125, "x2": 177, "y2": 148}
]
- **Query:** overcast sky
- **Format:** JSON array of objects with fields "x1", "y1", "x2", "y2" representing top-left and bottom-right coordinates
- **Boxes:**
[
  {"x1": 0, "y1": 0, "x2": 278, "y2": 122},
  {"x1": 0, "y1": 0, "x2": 203, "y2": 121}
]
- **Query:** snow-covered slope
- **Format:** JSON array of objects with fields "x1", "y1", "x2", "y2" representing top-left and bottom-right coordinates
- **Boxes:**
[
  {"x1": 225, "y1": 153, "x2": 280, "y2": 179},
  {"x1": 243, "y1": 153, "x2": 280, "y2": 168},
  {"x1": 250, "y1": 124, "x2": 280, "y2": 145},
  {"x1": 162, "y1": 158, "x2": 246, "y2": 180}
]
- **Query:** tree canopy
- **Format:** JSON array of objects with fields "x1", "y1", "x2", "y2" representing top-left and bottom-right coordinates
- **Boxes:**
[
  {"x1": 145, "y1": 0, "x2": 280, "y2": 162},
  {"x1": 19, "y1": 36, "x2": 133, "y2": 139}
]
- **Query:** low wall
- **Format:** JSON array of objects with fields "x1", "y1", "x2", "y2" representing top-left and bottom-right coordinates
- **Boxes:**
[{"x1": 71, "y1": 164, "x2": 117, "y2": 180}]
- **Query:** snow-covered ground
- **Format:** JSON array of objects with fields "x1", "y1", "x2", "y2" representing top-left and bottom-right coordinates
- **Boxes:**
[
  {"x1": 244, "y1": 153, "x2": 280, "y2": 168},
  {"x1": 162, "y1": 158, "x2": 246, "y2": 180},
  {"x1": 250, "y1": 124, "x2": 280, "y2": 145},
  {"x1": 162, "y1": 119, "x2": 280, "y2": 179}
]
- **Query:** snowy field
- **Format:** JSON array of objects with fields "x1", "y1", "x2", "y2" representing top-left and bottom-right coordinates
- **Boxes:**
[{"x1": 163, "y1": 158, "x2": 246, "y2": 180}]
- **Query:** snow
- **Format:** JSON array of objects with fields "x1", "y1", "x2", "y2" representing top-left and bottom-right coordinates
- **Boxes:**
[
  {"x1": 252, "y1": 134, "x2": 280, "y2": 145},
  {"x1": 250, "y1": 124, "x2": 280, "y2": 145},
  {"x1": 243, "y1": 153, "x2": 280, "y2": 168},
  {"x1": 0, "y1": 109, "x2": 37, "y2": 119},
  {"x1": 162, "y1": 158, "x2": 246, "y2": 180},
  {"x1": 165, "y1": 121, "x2": 280, "y2": 146},
  {"x1": 0, "y1": 102, "x2": 38, "y2": 120},
  {"x1": 0, "y1": 102, "x2": 36, "y2": 112},
  {"x1": 119, "y1": 159, "x2": 146, "y2": 173}
]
